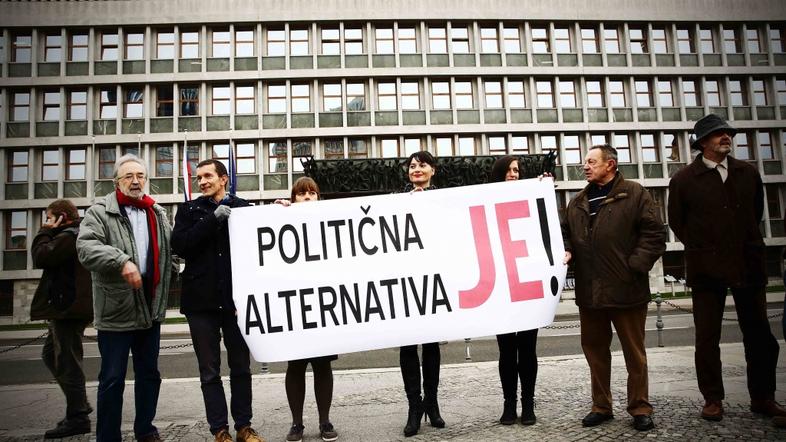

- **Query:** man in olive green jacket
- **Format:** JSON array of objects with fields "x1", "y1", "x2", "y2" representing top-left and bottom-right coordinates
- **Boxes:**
[{"x1": 77, "y1": 154, "x2": 171, "y2": 442}]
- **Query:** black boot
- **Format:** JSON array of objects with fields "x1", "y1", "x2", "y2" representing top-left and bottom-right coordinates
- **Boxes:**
[
  {"x1": 500, "y1": 399, "x2": 517, "y2": 425},
  {"x1": 423, "y1": 396, "x2": 446, "y2": 428},
  {"x1": 403, "y1": 398, "x2": 423, "y2": 437},
  {"x1": 521, "y1": 398, "x2": 536, "y2": 426},
  {"x1": 44, "y1": 417, "x2": 90, "y2": 439}
]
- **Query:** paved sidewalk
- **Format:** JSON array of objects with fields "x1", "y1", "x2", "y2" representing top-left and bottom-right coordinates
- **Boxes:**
[{"x1": 1, "y1": 342, "x2": 785, "y2": 441}]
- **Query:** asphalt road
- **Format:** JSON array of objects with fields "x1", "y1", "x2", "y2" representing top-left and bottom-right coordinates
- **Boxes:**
[{"x1": 0, "y1": 309, "x2": 782, "y2": 386}]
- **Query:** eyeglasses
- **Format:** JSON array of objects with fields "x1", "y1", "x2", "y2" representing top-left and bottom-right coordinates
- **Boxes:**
[{"x1": 119, "y1": 173, "x2": 147, "y2": 182}]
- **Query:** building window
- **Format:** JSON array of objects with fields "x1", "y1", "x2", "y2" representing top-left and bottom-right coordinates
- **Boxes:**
[
  {"x1": 658, "y1": 80, "x2": 674, "y2": 107},
  {"x1": 723, "y1": 27, "x2": 741, "y2": 53},
  {"x1": 559, "y1": 80, "x2": 577, "y2": 108},
  {"x1": 682, "y1": 79, "x2": 700, "y2": 106},
  {"x1": 125, "y1": 32, "x2": 144, "y2": 60},
  {"x1": 451, "y1": 26, "x2": 470, "y2": 53},
  {"x1": 291, "y1": 84, "x2": 310, "y2": 112},
  {"x1": 511, "y1": 135, "x2": 530, "y2": 153},
  {"x1": 652, "y1": 28, "x2": 668, "y2": 53},
  {"x1": 180, "y1": 31, "x2": 199, "y2": 58},
  {"x1": 665, "y1": 133, "x2": 681, "y2": 162},
  {"x1": 700, "y1": 28, "x2": 715, "y2": 53},
  {"x1": 488, "y1": 136, "x2": 506, "y2": 155},
  {"x1": 540, "y1": 135, "x2": 559, "y2": 163},
  {"x1": 554, "y1": 27, "x2": 572, "y2": 53},
  {"x1": 770, "y1": 27, "x2": 785, "y2": 53},
  {"x1": 380, "y1": 138, "x2": 398, "y2": 157},
  {"x1": 581, "y1": 28, "x2": 599, "y2": 53},
  {"x1": 66, "y1": 148, "x2": 86, "y2": 180},
  {"x1": 378, "y1": 82, "x2": 397, "y2": 110},
  {"x1": 734, "y1": 132, "x2": 753, "y2": 160},
  {"x1": 155, "y1": 31, "x2": 174, "y2": 59},
  {"x1": 211, "y1": 143, "x2": 231, "y2": 170},
  {"x1": 503, "y1": 26, "x2": 521, "y2": 53},
  {"x1": 100, "y1": 32, "x2": 118, "y2": 60},
  {"x1": 236, "y1": 142, "x2": 256, "y2": 173},
  {"x1": 536, "y1": 80, "x2": 554, "y2": 108},
  {"x1": 614, "y1": 134, "x2": 631, "y2": 163},
  {"x1": 729, "y1": 79, "x2": 747, "y2": 106},
  {"x1": 485, "y1": 81, "x2": 503, "y2": 108},
  {"x1": 531, "y1": 27, "x2": 549, "y2": 53},
  {"x1": 752, "y1": 79, "x2": 768, "y2": 105},
  {"x1": 586, "y1": 80, "x2": 605, "y2": 107},
  {"x1": 458, "y1": 136, "x2": 476, "y2": 155},
  {"x1": 124, "y1": 88, "x2": 144, "y2": 118},
  {"x1": 608, "y1": 80, "x2": 626, "y2": 107},
  {"x1": 765, "y1": 184, "x2": 783, "y2": 237},
  {"x1": 435, "y1": 137, "x2": 453, "y2": 156},
  {"x1": 404, "y1": 138, "x2": 421, "y2": 156},
  {"x1": 398, "y1": 27, "x2": 417, "y2": 54},
  {"x1": 705, "y1": 79, "x2": 721, "y2": 106},
  {"x1": 591, "y1": 133, "x2": 609, "y2": 146},
  {"x1": 563, "y1": 134, "x2": 582, "y2": 164},
  {"x1": 8, "y1": 150, "x2": 28, "y2": 182},
  {"x1": 155, "y1": 145, "x2": 173, "y2": 177},
  {"x1": 290, "y1": 29, "x2": 309, "y2": 55},
  {"x1": 400, "y1": 81, "x2": 419, "y2": 110},
  {"x1": 635, "y1": 80, "x2": 653, "y2": 107},
  {"x1": 603, "y1": 28, "x2": 620, "y2": 53},
  {"x1": 99, "y1": 88, "x2": 117, "y2": 119},
  {"x1": 677, "y1": 28, "x2": 695, "y2": 53},
  {"x1": 349, "y1": 138, "x2": 368, "y2": 158},
  {"x1": 428, "y1": 27, "x2": 447, "y2": 53},
  {"x1": 42, "y1": 91, "x2": 60, "y2": 121},
  {"x1": 212, "y1": 86, "x2": 230, "y2": 115},
  {"x1": 344, "y1": 27, "x2": 363, "y2": 54},
  {"x1": 746, "y1": 28, "x2": 762, "y2": 53},
  {"x1": 267, "y1": 84, "x2": 286, "y2": 113},
  {"x1": 6, "y1": 211, "x2": 27, "y2": 250},
  {"x1": 98, "y1": 147, "x2": 116, "y2": 180},
  {"x1": 266, "y1": 29, "x2": 285, "y2": 56},
  {"x1": 758, "y1": 131, "x2": 774, "y2": 160},
  {"x1": 235, "y1": 29, "x2": 254, "y2": 57},
  {"x1": 12, "y1": 34, "x2": 32, "y2": 62},
  {"x1": 508, "y1": 80, "x2": 526, "y2": 108},
  {"x1": 12, "y1": 92, "x2": 30, "y2": 121},
  {"x1": 455, "y1": 81, "x2": 473, "y2": 109},
  {"x1": 236, "y1": 85, "x2": 255, "y2": 114},
  {"x1": 323, "y1": 83, "x2": 342, "y2": 111},
  {"x1": 431, "y1": 81, "x2": 450, "y2": 109},
  {"x1": 346, "y1": 82, "x2": 366, "y2": 110},
  {"x1": 44, "y1": 34, "x2": 62, "y2": 62},
  {"x1": 641, "y1": 133, "x2": 659, "y2": 162},
  {"x1": 69, "y1": 33, "x2": 88, "y2": 61},
  {"x1": 293, "y1": 140, "x2": 313, "y2": 172},
  {"x1": 68, "y1": 90, "x2": 87, "y2": 120},
  {"x1": 629, "y1": 28, "x2": 648, "y2": 53},
  {"x1": 41, "y1": 149, "x2": 59, "y2": 181},
  {"x1": 480, "y1": 27, "x2": 499, "y2": 53},
  {"x1": 156, "y1": 85, "x2": 173, "y2": 117},
  {"x1": 212, "y1": 30, "x2": 230, "y2": 57},
  {"x1": 180, "y1": 85, "x2": 199, "y2": 116},
  {"x1": 321, "y1": 28, "x2": 340, "y2": 55},
  {"x1": 375, "y1": 28, "x2": 393, "y2": 54},
  {"x1": 776, "y1": 78, "x2": 786, "y2": 105},
  {"x1": 323, "y1": 139, "x2": 344, "y2": 159}
]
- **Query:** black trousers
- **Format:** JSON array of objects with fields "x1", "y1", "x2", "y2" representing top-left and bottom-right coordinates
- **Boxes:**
[
  {"x1": 187, "y1": 310, "x2": 252, "y2": 434},
  {"x1": 43, "y1": 319, "x2": 91, "y2": 421},
  {"x1": 691, "y1": 285, "x2": 780, "y2": 401},
  {"x1": 399, "y1": 343, "x2": 440, "y2": 403},
  {"x1": 496, "y1": 329, "x2": 538, "y2": 402}
]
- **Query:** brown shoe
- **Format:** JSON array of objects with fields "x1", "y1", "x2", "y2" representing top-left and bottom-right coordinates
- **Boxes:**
[
  {"x1": 701, "y1": 400, "x2": 724, "y2": 421},
  {"x1": 751, "y1": 399, "x2": 786, "y2": 417},
  {"x1": 773, "y1": 415, "x2": 786, "y2": 428},
  {"x1": 215, "y1": 428, "x2": 232, "y2": 442},
  {"x1": 137, "y1": 433, "x2": 162, "y2": 442},
  {"x1": 236, "y1": 425, "x2": 265, "y2": 442}
]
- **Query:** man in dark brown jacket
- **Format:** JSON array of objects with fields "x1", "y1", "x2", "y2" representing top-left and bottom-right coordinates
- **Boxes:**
[
  {"x1": 668, "y1": 113, "x2": 783, "y2": 422},
  {"x1": 562, "y1": 144, "x2": 665, "y2": 432},
  {"x1": 31, "y1": 199, "x2": 93, "y2": 438}
]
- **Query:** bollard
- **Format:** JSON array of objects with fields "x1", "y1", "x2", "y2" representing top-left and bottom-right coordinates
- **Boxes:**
[
  {"x1": 655, "y1": 292, "x2": 664, "y2": 347},
  {"x1": 260, "y1": 362, "x2": 269, "y2": 374},
  {"x1": 464, "y1": 338, "x2": 472, "y2": 361}
]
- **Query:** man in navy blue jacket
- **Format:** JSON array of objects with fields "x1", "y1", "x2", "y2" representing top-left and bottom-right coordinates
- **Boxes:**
[{"x1": 171, "y1": 159, "x2": 263, "y2": 442}]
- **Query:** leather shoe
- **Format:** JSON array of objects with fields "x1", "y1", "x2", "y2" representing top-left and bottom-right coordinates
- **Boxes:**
[
  {"x1": 701, "y1": 400, "x2": 724, "y2": 421},
  {"x1": 751, "y1": 399, "x2": 786, "y2": 417},
  {"x1": 581, "y1": 411, "x2": 613, "y2": 427},
  {"x1": 773, "y1": 415, "x2": 786, "y2": 428},
  {"x1": 632, "y1": 414, "x2": 655, "y2": 431},
  {"x1": 43, "y1": 418, "x2": 90, "y2": 439}
]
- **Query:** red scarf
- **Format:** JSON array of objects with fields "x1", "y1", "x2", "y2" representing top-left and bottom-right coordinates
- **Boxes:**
[{"x1": 115, "y1": 189, "x2": 160, "y2": 288}]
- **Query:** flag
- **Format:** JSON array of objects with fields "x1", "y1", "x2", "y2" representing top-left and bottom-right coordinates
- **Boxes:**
[
  {"x1": 182, "y1": 133, "x2": 192, "y2": 202},
  {"x1": 228, "y1": 141, "x2": 237, "y2": 195}
]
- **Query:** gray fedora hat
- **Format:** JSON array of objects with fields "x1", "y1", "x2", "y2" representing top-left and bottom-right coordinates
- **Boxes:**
[{"x1": 690, "y1": 113, "x2": 737, "y2": 151}]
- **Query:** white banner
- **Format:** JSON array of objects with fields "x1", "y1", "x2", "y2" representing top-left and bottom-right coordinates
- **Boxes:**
[{"x1": 229, "y1": 178, "x2": 567, "y2": 362}]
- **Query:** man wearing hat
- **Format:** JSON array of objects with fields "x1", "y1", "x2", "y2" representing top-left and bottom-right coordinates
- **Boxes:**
[{"x1": 668, "y1": 114, "x2": 784, "y2": 422}]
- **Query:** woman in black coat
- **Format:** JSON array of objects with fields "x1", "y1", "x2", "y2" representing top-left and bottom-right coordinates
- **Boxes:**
[{"x1": 490, "y1": 155, "x2": 539, "y2": 426}]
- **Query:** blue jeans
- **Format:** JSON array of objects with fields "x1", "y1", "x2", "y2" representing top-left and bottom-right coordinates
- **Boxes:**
[{"x1": 96, "y1": 323, "x2": 161, "y2": 442}]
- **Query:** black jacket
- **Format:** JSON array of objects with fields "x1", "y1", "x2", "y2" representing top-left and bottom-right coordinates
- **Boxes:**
[{"x1": 171, "y1": 194, "x2": 250, "y2": 313}]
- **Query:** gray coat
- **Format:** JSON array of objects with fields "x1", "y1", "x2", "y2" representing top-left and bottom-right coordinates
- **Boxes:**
[{"x1": 77, "y1": 191, "x2": 172, "y2": 331}]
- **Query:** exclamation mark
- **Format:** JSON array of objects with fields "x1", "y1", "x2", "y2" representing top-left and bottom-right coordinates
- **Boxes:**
[{"x1": 537, "y1": 197, "x2": 559, "y2": 296}]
